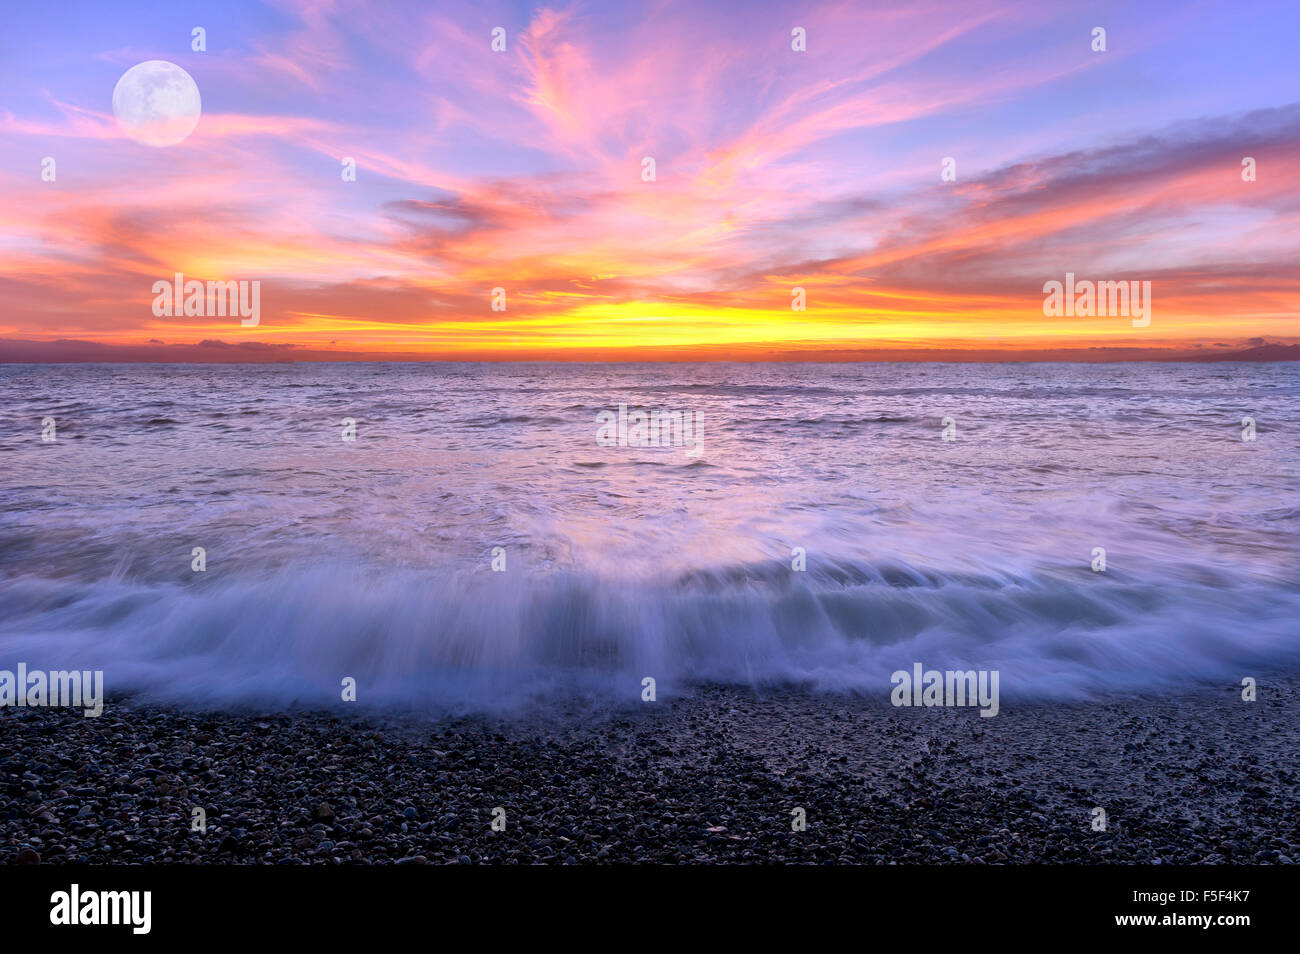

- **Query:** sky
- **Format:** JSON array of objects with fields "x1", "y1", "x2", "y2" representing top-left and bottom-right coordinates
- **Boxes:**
[{"x1": 1, "y1": 0, "x2": 1298, "y2": 360}]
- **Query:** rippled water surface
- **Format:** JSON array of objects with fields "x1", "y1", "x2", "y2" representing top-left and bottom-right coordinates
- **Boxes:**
[{"x1": 1, "y1": 361, "x2": 1296, "y2": 709}]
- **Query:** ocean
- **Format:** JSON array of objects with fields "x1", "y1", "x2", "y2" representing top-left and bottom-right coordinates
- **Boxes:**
[{"x1": 1, "y1": 361, "x2": 1296, "y2": 710}]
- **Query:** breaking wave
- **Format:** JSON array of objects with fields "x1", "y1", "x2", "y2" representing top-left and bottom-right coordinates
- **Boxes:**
[{"x1": 1, "y1": 557, "x2": 1296, "y2": 712}]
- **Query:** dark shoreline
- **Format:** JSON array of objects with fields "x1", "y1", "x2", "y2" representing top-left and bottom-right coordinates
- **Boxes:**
[{"x1": 2, "y1": 679, "x2": 1296, "y2": 865}]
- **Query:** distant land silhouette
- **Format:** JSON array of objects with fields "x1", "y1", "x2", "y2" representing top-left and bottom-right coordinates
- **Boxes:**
[{"x1": 1, "y1": 338, "x2": 1298, "y2": 364}]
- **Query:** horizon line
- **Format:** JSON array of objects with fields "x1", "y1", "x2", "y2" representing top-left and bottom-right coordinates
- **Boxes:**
[{"x1": 2, "y1": 338, "x2": 1298, "y2": 366}]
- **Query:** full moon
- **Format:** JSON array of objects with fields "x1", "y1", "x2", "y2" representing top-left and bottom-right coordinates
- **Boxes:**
[{"x1": 112, "y1": 60, "x2": 201, "y2": 147}]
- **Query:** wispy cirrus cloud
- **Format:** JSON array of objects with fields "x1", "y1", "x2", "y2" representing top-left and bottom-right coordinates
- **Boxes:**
[{"x1": 0, "y1": 0, "x2": 1297, "y2": 357}]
